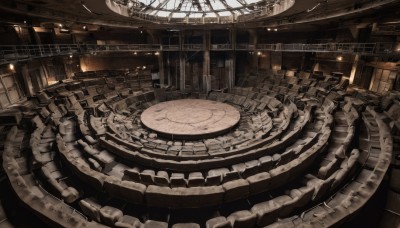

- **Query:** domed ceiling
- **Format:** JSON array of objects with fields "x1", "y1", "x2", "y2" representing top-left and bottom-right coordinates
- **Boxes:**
[{"x1": 107, "y1": 0, "x2": 294, "y2": 24}]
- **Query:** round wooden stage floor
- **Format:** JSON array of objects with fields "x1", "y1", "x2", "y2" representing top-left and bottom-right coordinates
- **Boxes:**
[{"x1": 140, "y1": 99, "x2": 240, "y2": 140}]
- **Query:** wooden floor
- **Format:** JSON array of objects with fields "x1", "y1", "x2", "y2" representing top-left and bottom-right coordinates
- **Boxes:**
[{"x1": 140, "y1": 99, "x2": 241, "y2": 140}]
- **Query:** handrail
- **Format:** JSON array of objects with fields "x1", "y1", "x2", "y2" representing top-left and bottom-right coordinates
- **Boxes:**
[{"x1": 1, "y1": 42, "x2": 399, "y2": 65}]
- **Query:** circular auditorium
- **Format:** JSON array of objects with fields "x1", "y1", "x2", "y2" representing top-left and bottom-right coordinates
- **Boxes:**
[{"x1": 0, "y1": 0, "x2": 400, "y2": 227}]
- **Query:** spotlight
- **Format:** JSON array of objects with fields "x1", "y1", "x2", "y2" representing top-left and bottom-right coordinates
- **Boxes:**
[
  {"x1": 257, "y1": 51, "x2": 262, "y2": 56},
  {"x1": 274, "y1": 28, "x2": 278, "y2": 31},
  {"x1": 337, "y1": 56, "x2": 343, "y2": 61},
  {"x1": 69, "y1": 54, "x2": 73, "y2": 58},
  {"x1": 267, "y1": 28, "x2": 271, "y2": 31},
  {"x1": 9, "y1": 64, "x2": 14, "y2": 70}
]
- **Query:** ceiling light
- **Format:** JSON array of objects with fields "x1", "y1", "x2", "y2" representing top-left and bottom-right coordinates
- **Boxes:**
[
  {"x1": 59, "y1": 23, "x2": 63, "y2": 28},
  {"x1": 307, "y1": 3, "x2": 321, "y2": 13},
  {"x1": 155, "y1": 52, "x2": 160, "y2": 56},
  {"x1": 274, "y1": 28, "x2": 278, "y2": 31},
  {"x1": 81, "y1": 1, "x2": 94, "y2": 13},
  {"x1": 69, "y1": 55, "x2": 73, "y2": 58},
  {"x1": 267, "y1": 28, "x2": 271, "y2": 31},
  {"x1": 257, "y1": 51, "x2": 262, "y2": 56},
  {"x1": 83, "y1": 26, "x2": 87, "y2": 30},
  {"x1": 9, "y1": 64, "x2": 14, "y2": 70},
  {"x1": 337, "y1": 56, "x2": 343, "y2": 61},
  {"x1": 134, "y1": 52, "x2": 137, "y2": 55}
]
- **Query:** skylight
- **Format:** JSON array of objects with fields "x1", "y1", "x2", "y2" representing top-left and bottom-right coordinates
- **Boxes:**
[{"x1": 109, "y1": 0, "x2": 292, "y2": 24}]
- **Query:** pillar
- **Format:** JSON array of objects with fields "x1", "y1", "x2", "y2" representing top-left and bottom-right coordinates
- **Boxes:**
[
  {"x1": 203, "y1": 30, "x2": 211, "y2": 92},
  {"x1": 227, "y1": 29, "x2": 236, "y2": 89},
  {"x1": 158, "y1": 51, "x2": 165, "y2": 86},
  {"x1": 349, "y1": 54, "x2": 359, "y2": 84},
  {"x1": 179, "y1": 52, "x2": 186, "y2": 91},
  {"x1": 248, "y1": 29, "x2": 258, "y2": 74},
  {"x1": 148, "y1": 30, "x2": 165, "y2": 86}
]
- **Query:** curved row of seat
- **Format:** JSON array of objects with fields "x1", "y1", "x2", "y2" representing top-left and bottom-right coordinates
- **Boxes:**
[
  {"x1": 104, "y1": 92, "x2": 282, "y2": 157},
  {"x1": 0, "y1": 72, "x2": 394, "y2": 227}
]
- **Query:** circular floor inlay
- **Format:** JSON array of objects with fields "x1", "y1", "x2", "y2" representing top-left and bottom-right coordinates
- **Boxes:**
[
  {"x1": 166, "y1": 107, "x2": 213, "y2": 124},
  {"x1": 141, "y1": 99, "x2": 240, "y2": 139}
]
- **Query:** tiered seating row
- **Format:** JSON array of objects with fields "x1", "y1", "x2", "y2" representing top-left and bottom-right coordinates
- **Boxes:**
[
  {"x1": 2, "y1": 127, "x2": 104, "y2": 228},
  {"x1": 1, "y1": 71, "x2": 393, "y2": 228}
]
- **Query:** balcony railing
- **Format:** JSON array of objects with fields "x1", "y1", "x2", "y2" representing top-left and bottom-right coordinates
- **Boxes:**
[
  {"x1": 182, "y1": 44, "x2": 203, "y2": 51},
  {"x1": 1, "y1": 42, "x2": 399, "y2": 65}
]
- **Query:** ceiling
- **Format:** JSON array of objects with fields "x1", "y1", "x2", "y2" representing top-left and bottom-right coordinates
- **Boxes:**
[
  {"x1": 0, "y1": 0, "x2": 399, "y2": 30},
  {"x1": 106, "y1": 0, "x2": 288, "y2": 24}
]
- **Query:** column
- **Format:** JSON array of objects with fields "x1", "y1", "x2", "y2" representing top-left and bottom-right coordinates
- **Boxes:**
[
  {"x1": 248, "y1": 29, "x2": 258, "y2": 73},
  {"x1": 203, "y1": 30, "x2": 211, "y2": 92},
  {"x1": 158, "y1": 51, "x2": 165, "y2": 86},
  {"x1": 179, "y1": 31, "x2": 186, "y2": 90},
  {"x1": 349, "y1": 54, "x2": 359, "y2": 84},
  {"x1": 148, "y1": 30, "x2": 165, "y2": 86},
  {"x1": 227, "y1": 28, "x2": 236, "y2": 89}
]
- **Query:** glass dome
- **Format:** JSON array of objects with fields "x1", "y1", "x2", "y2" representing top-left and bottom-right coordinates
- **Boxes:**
[{"x1": 109, "y1": 0, "x2": 293, "y2": 24}]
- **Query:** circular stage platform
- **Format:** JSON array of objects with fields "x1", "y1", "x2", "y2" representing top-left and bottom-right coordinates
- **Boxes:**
[{"x1": 140, "y1": 99, "x2": 241, "y2": 140}]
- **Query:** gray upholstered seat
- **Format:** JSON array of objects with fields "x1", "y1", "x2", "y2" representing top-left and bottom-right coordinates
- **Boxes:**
[{"x1": 227, "y1": 210, "x2": 257, "y2": 228}]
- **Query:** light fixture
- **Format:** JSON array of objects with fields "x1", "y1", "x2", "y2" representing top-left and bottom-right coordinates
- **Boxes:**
[
  {"x1": 307, "y1": 3, "x2": 321, "y2": 13},
  {"x1": 257, "y1": 51, "x2": 262, "y2": 56},
  {"x1": 155, "y1": 51, "x2": 160, "y2": 56},
  {"x1": 267, "y1": 28, "x2": 271, "y2": 31},
  {"x1": 143, "y1": 66, "x2": 146, "y2": 69},
  {"x1": 69, "y1": 54, "x2": 73, "y2": 58},
  {"x1": 274, "y1": 28, "x2": 278, "y2": 31},
  {"x1": 83, "y1": 26, "x2": 87, "y2": 30},
  {"x1": 134, "y1": 51, "x2": 137, "y2": 55},
  {"x1": 140, "y1": 30, "x2": 143, "y2": 34},
  {"x1": 337, "y1": 56, "x2": 343, "y2": 61},
  {"x1": 81, "y1": 0, "x2": 95, "y2": 14},
  {"x1": 9, "y1": 64, "x2": 14, "y2": 70},
  {"x1": 59, "y1": 23, "x2": 63, "y2": 28},
  {"x1": 23, "y1": 20, "x2": 27, "y2": 24}
]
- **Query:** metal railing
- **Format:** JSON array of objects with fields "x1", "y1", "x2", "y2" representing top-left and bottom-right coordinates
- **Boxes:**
[
  {"x1": 211, "y1": 44, "x2": 233, "y2": 51},
  {"x1": 1, "y1": 42, "x2": 399, "y2": 65},
  {"x1": 182, "y1": 44, "x2": 203, "y2": 51}
]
